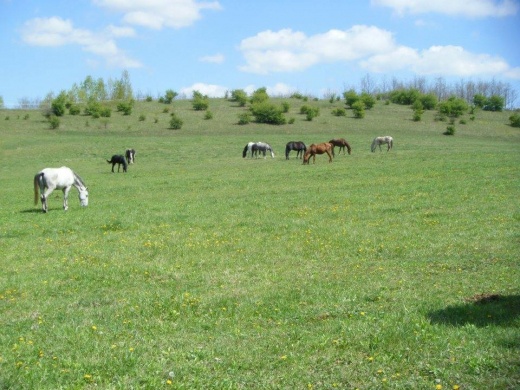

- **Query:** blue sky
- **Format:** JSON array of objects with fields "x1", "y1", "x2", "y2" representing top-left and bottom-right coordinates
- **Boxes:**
[{"x1": 1, "y1": 0, "x2": 519, "y2": 107}]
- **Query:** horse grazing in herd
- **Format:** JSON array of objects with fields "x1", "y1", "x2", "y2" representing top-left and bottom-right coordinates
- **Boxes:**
[
  {"x1": 125, "y1": 148, "x2": 136, "y2": 164},
  {"x1": 107, "y1": 155, "x2": 128, "y2": 172},
  {"x1": 285, "y1": 141, "x2": 307, "y2": 159},
  {"x1": 371, "y1": 136, "x2": 394, "y2": 152},
  {"x1": 243, "y1": 142, "x2": 275, "y2": 158},
  {"x1": 303, "y1": 143, "x2": 334, "y2": 164},
  {"x1": 34, "y1": 166, "x2": 89, "y2": 212},
  {"x1": 329, "y1": 138, "x2": 352, "y2": 156}
]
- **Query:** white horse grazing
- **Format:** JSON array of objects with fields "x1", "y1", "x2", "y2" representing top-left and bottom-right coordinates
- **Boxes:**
[
  {"x1": 34, "y1": 167, "x2": 89, "y2": 212},
  {"x1": 371, "y1": 136, "x2": 394, "y2": 152},
  {"x1": 252, "y1": 142, "x2": 275, "y2": 158}
]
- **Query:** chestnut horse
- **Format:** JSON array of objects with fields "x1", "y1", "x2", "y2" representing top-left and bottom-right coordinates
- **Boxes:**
[
  {"x1": 303, "y1": 143, "x2": 333, "y2": 164},
  {"x1": 329, "y1": 138, "x2": 352, "y2": 156}
]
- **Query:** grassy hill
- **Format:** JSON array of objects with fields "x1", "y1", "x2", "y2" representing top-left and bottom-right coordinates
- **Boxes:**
[{"x1": 0, "y1": 98, "x2": 519, "y2": 389}]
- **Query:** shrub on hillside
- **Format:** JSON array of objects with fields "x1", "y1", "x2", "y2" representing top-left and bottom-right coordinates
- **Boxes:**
[
  {"x1": 360, "y1": 92, "x2": 376, "y2": 109},
  {"x1": 509, "y1": 113, "x2": 520, "y2": 128},
  {"x1": 48, "y1": 115, "x2": 60, "y2": 129},
  {"x1": 51, "y1": 91, "x2": 68, "y2": 117},
  {"x1": 331, "y1": 107, "x2": 347, "y2": 117},
  {"x1": 192, "y1": 91, "x2": 209, "y2": 111},
  {"x1": 231, "y1": 89, "x2": 248, "y2": 106},
  {"x1": 389, "y1": 88, "x2": 420, "y2": 105},
  {"x1": 343, "y1": 89, "x2": 359, "y2": 108},
  {"x1": 352, "y1": 101, "x2": 365, "y2": 118},
  {"x1": 237, "y1": 112, "x2": 252, "y2": 125},
  {"x1": 250, "y1": 102, "x2": 286, "y2": 125},
  {"x1": 159, "y1": 89, "x2": 178, "y2": 104},
  {"x1": 438, "y1": 96, "x2": 468, "y2": 118},
  {"x1": 169, "y1": 113, "x2": 183, "y2": 129},
  {"x1": 419, "y1": 93, "x2": 438, "y2": 110},
  {"x1": 250, "y1": 87, "x2": 269, "y2": 105}
]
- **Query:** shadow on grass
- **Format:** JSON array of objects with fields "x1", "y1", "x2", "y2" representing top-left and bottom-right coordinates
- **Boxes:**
[
  {"x1": 21, "y1": 208, "x2": 43, "y2": 213},
  {"x1": 428, "y1": 294, "x2": 520, "y2": 328}
]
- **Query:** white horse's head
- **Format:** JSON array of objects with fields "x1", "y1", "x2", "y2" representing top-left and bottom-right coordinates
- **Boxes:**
[{"x1": 78, "y1": 188, "x2": 89, "y2": 207}]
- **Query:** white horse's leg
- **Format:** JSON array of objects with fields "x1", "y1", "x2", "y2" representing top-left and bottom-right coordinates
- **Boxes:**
[
  {"x1": 42, "y1": 186, "x2": 56, "y2": 213},
  {"x1": 63, "y1": 186, "x2": 71, "y2": 210}
]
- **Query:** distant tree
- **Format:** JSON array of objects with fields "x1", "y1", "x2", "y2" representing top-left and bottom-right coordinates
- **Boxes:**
[
  {"x1": 352, "y1": 101, "x2": 365, "y2": 118},
  {"x1": 508, "y1": 113, "x2": 520, "y2": 127},
  {"x1": 51, "y1": 91, "x2": 68, "y2": 117},
  {"x1": 438, "y1": 96, "x2": 468, "y2": 118},
  {"x1": 0, "y1": 96, "x2": 4, "y2": 108},
  {"x1": 250, "y1": 87, "x2": 269, "y2": 104},
  {"x1": 192, "y1": 91, "x2": 209, "y2": 111},
  {"x1": 360, "y1": 92, "x2": 376, "y2": 109},
  {"x1": 161, "y1": 89, "x2": 178, "y2": 104},
  {"x1": 231, "y1": 89, "x2": 248, "y2": 106},
  {"x1": 250, "y1": 102, "x2": 286, "y2": 124},
  {"x1": 483, "y1": 95, "x2": 504, "y2": 112},
  {"x1": 343, "y1": 89, "x2": 359, "y2": 108}
]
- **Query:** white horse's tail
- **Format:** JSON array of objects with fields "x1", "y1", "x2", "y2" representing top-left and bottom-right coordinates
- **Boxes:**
[{"x1": 34, "y1": 172, "x2": 42, "y2": 205}]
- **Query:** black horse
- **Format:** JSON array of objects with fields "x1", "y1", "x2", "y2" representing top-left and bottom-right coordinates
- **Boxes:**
[
  {"x1": 107, "y1": 155, "x2": 128, "y2": 173},
  {"x1": 285, "y1": 141, "x2": 307, "y2": 159}
]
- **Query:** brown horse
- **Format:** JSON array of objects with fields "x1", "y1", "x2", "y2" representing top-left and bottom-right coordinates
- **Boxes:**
[
  {"x1": 329, "y1": 138, "x2": 352, "y2": 156},
  {"x1": 303, "y1": 143, "x2": 333, "y2": 164}
]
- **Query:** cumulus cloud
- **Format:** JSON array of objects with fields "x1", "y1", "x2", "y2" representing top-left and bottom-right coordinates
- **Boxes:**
[
  {"x1": 93, "y1": 0, "x2": 221, "y2": 29},
  {"x1": 361, "y1": 45, "x2": 519, "y2": 78},
  {"x1": 239, "y1": 26, "x2": 396, "y2": 74},
  {"x1": 199, "y1": 53, "x2": 225, "y2": 63},
  {"x1": 238, "y1": 25, "x2": 520, "y2": 80},
  {"x1": 21, "y1": 17, "x2": 141, "y2": 68},
  {"x1": 371, "y1": 0, "x2": 518, "y2": 18},
  {"x1": 180, "y1": 82, "x2": 228, "y2": 97}
]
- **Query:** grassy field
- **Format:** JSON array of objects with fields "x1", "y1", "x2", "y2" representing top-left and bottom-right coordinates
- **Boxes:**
[{"x1": 0, "y1": 98, "x2": 519, "y2": 389}]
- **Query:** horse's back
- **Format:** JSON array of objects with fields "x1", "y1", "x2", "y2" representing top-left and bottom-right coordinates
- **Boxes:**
[{"x1": 39, "y1": 167, "x2": 74, "y2": 188}]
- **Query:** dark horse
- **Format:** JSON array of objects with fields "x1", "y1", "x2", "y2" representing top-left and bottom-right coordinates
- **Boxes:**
[
  {"x1": 329, "y1": 138, "x2": 352, "y2": 156},
  {"x1": 107, "y1": 155, "x2": 128, "y2": 173},
  {"x1": 303, "y1": 143, "x2": 333, "y2": 164},
  {"x1": 125, "y1": 148, "x2": 136, "y2": 164},
  {"x1": 285, "y1": 141, "x2": 307, "y2": 160}
]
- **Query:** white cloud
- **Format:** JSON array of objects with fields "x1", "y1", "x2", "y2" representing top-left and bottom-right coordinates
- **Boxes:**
[
  {"x1": 238, "y1": 26, "x2": 396, "y2": 74},
  {"x1": 199, "y1": 53, "x2": 225, "y2": 63},
  {"x1": 93, "y1": 0, "x2": 222, "y2": 29},
  {"x1": 371, "y1": 0, "x2": 518, "y2": 18},
  {"x1": 180, "y1": 82, "x2": 228, "y2": 97},
  {"x1": 266, "y1": 83, "x2": 296, "y2": 96},
  {"x1": 362, "y1": 45, "x2": 519, "y2": 79},
  {"x1": 21, "y1": 17, "x2": 142, "y2": 68}
]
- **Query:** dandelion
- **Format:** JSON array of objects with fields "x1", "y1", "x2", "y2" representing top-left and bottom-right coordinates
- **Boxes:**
[
  {"x1": 280, "y1": 355, "x2": 287, "y2": 360},
  {"x1": 166, "y1": 379, "x2": 172, "y2": 385},
  {"x1": 91, "y1": 325, "x2": 97, "y2": 331},
  {"x1": 435, "y1": 385, "x2": 442, "y2": 390},
  {"x1": 452, "y1": 386, "x2": 460, "y2": 390}
]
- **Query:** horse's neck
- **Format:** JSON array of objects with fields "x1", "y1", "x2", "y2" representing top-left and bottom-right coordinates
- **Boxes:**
[{"x1": 73, "y1": 174, "x2": 86, "y2": 190}]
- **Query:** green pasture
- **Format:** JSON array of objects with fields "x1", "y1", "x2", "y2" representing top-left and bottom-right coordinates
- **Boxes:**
[{"x1": 0, "y1": 98, "x2": 519, "y2": 389}]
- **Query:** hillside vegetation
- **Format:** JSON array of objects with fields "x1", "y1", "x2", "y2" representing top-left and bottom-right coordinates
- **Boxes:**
[{"x1": 0, "y1": 98, "x2": 519, "y2": 389}]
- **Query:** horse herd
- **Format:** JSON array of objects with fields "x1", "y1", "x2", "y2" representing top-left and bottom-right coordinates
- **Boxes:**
[
  {"x1": 33, "y1": 148, "x2": 136, "y2": 213},
  {"x1": 243, "y1": 136, "x2": 393, "y2": 165},
  {"x1": 33, "y1": 137, "x2": 393, "y2": 213}
]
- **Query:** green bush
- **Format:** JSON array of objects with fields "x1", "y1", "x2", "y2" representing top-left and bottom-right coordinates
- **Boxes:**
[
  {"x1": 48, "y1": 115, "x2": 60, "y2": 129},
  {"x1": 444, "y1": 125, "x2": 456, "y2": 135},
  {"x1": 250, "y1": 102, "x2": 286, "y2": 125},
  {"x1": 352, "y1": 101, "x2": 365, "y2": 118},
  {"x1": 169, "y1": 113, "x2": 183, "y2": 129},
  {"x1": 389, "y1": 88, "x2": 420, "y2": 105},
  {"x1": 281, "y1": 101, "x2": 290, "y2": 113},
  {"x1": 231, "y1": 89, "x2": 248, "y2": 107},
  {"x1": 509, "y1": 113, "x2": 520, "y2": 127},
  {"x1": 204, "y1": 110, "x2": 213, "y2": 120},
  {"x1": 69, "y1": 105, "x2": 81, "y2": 115},
  {"x1": 438, "y1": 96, "x2": 468, "y2": 118},
  {"x1": 116, "y1": 101, "x2": 133, "y2": 115},
  {"x1": 343, "y1": 89, "x2": 359, "y2": 107},
  {"x1": 192, "y1": 91, "x2": 209, "y2": 111},
  {"x1": 51, "y1": 91, "x2": 68, "y2": 117},
  {"x1": 237, "y1": 112, "x2": 252, "y2": 125},
  {"x1": 360, "y1": 92, "x2": 376, "y2": 109},
  {"x1": 331, "y1": 107, "x2": 347, "y2": 117},
  {"x1": 250, "y1": 87, "x2": 269, "y2": 105},
  {"x1": 139, "y1": 114, "x2": 146, "y2": 121},
  {"x1": 419, "y1": 93, "x2": 438, "y2": 110},
  {"x1": 161, "y1": 89, "x2": 178, "y2": 104}
]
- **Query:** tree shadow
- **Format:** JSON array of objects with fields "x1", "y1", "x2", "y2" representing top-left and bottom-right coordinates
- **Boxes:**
[{"x1": 428, "y1": 294, "x2": 520, "y2": 328}]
